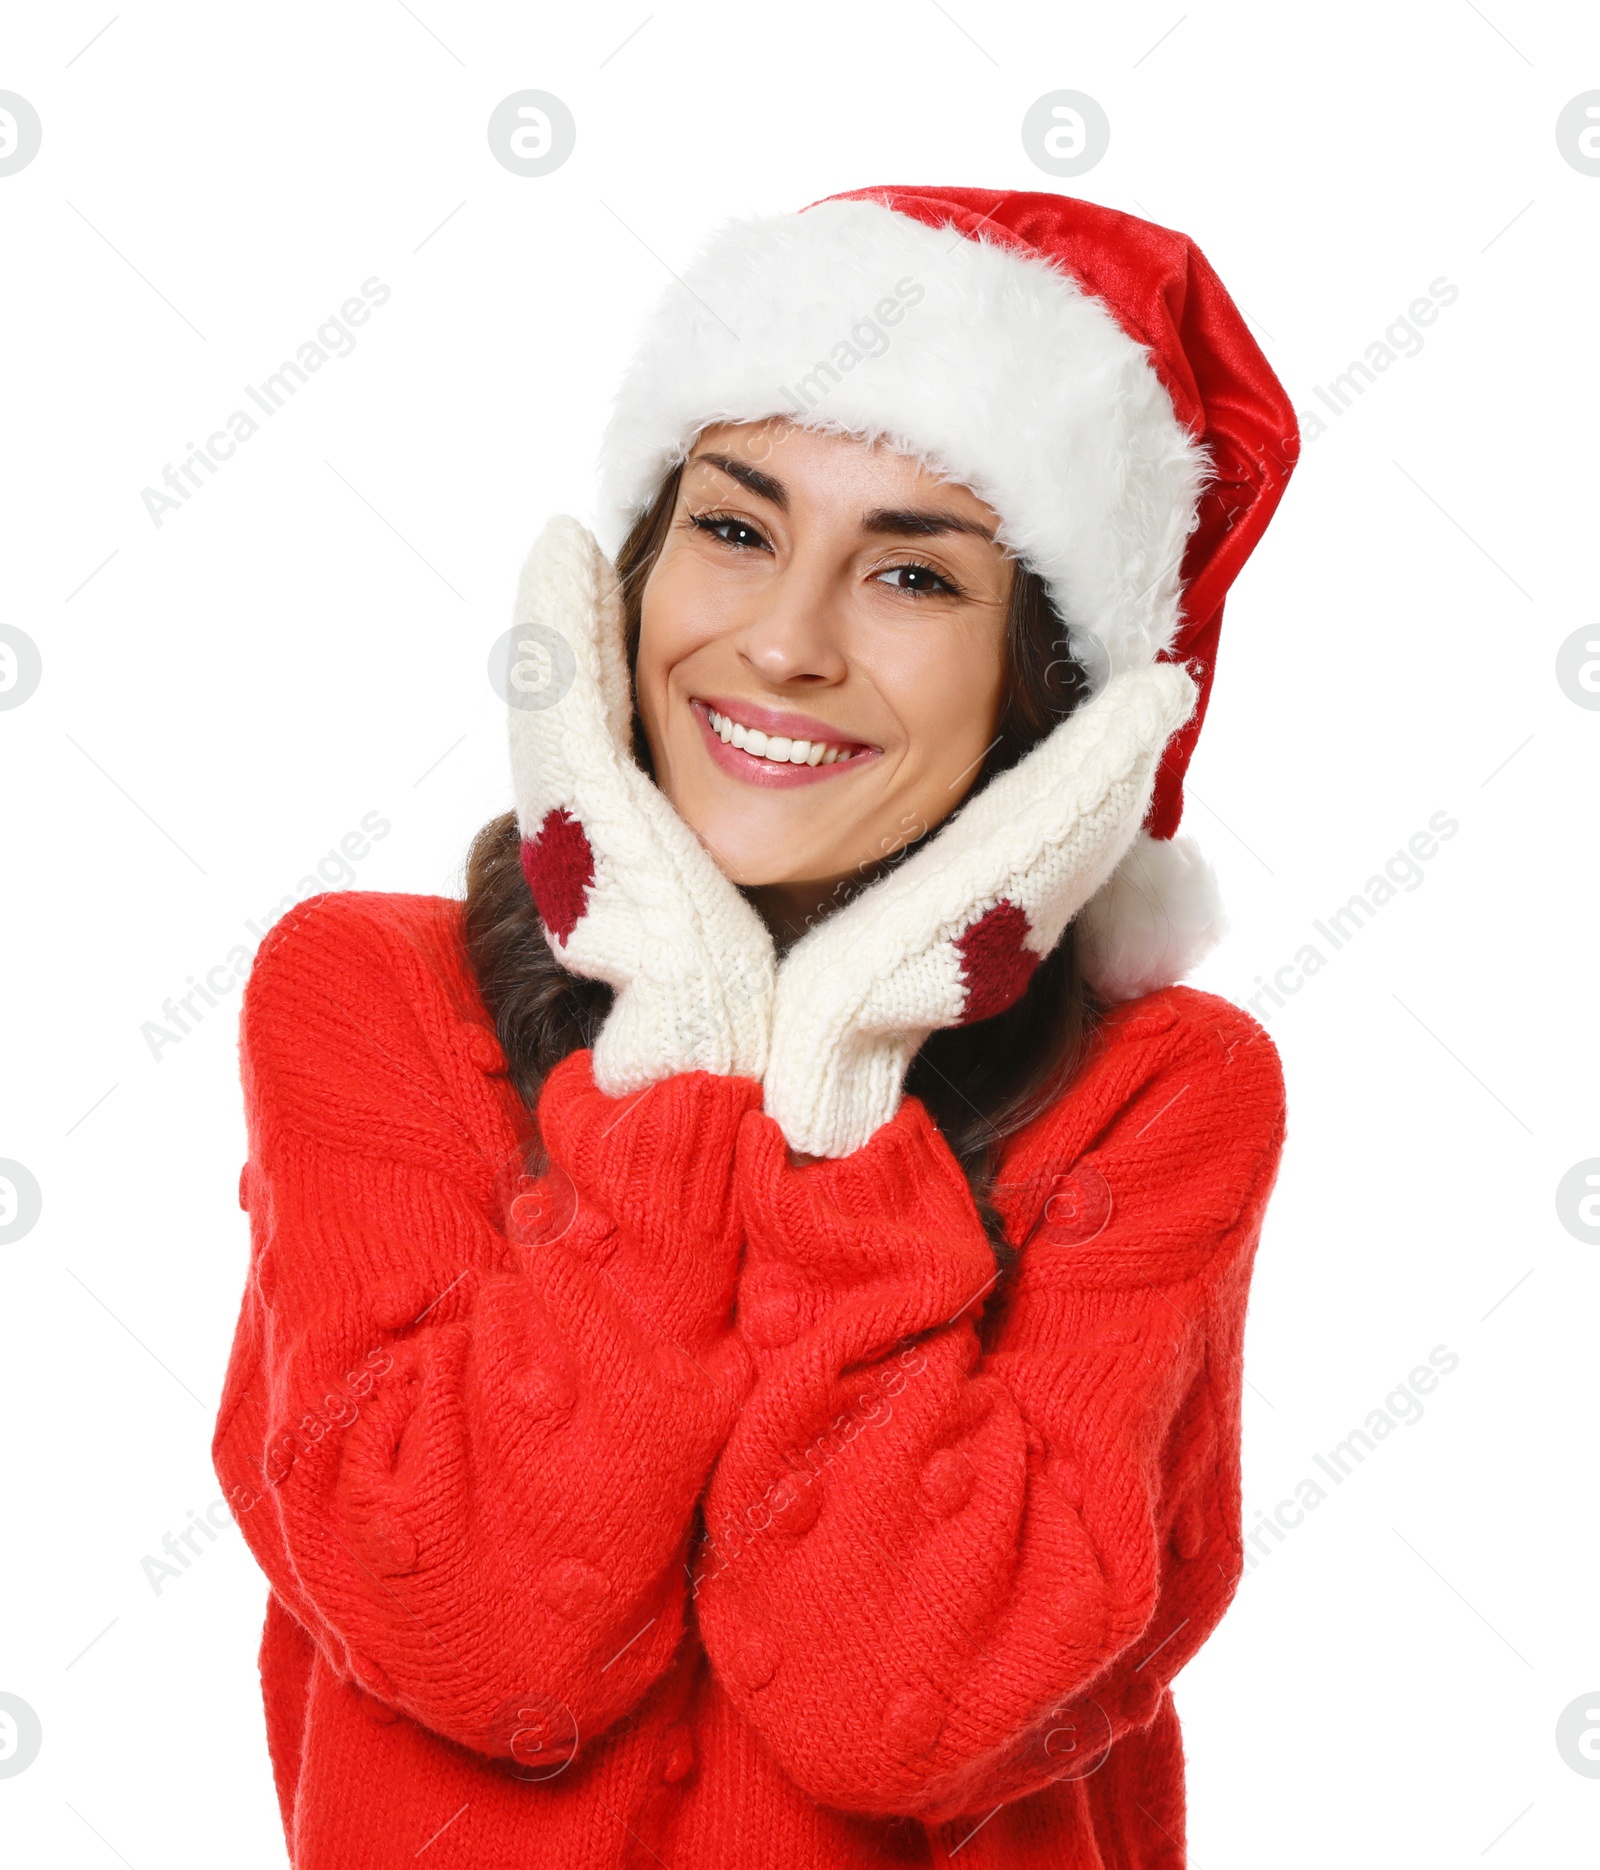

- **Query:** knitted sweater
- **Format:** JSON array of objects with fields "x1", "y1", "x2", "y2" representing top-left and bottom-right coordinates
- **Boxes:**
[{"x1": 212, "y1": 888, "x2": 1286, "y2": 1869}]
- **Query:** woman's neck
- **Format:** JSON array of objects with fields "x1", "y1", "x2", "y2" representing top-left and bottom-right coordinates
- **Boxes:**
[
  {"x1": 743, "y1": 871, "x2": 873, "y2": 954},
  {"x1": 742, "y1": 825, "x2": 939, "y2": 953}
]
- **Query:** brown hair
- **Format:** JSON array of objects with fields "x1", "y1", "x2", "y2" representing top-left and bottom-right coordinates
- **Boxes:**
[{"x1": 463, "y1": 464, "x2": 1102, "y2": 1275}]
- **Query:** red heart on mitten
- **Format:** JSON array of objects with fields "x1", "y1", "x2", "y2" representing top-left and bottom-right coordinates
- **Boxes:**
[
  {"x1": 954, "y1": 900, "x2": 1040, "y2": 1025},
  {"x1": 520, "y1": 808, "x2": 595, "y2": 943}
]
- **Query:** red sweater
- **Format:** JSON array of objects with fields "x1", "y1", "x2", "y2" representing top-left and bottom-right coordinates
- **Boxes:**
[{"x1": 213, "y1": 889, "x2": 1285, "y2": 1868}]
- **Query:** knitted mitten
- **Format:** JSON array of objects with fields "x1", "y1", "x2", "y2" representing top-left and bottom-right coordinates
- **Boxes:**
[
  {"x1": 507, "y1": 516, "x2": 776, "y2": 1093},
  {"x1": 761, "y1": 663, "x2": 1199, "y2": 1158}
]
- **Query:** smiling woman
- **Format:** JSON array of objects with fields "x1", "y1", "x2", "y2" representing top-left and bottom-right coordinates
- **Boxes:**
[
  {"x1": 215, "y1": 185, "x2": 1300, "y2": 1870},
  {"x1": 465, "y1": 417, "x2": 1097, "y2": 1198},
  {"x1": 637, "y1": 423, "x2": 1015, "y2": 922}
]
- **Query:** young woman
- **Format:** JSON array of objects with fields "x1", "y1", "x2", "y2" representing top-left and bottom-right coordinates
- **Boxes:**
[{"x1": 214, "y1": 186, "x2": 1298, "y2": 1868}]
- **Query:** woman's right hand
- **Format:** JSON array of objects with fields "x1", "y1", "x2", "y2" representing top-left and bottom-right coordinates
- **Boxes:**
[
  {"x1": 507, "y1": 516, "x2": 776, "y2": 1093},
  {"x1": 214, "y1": 892, "x2": 764, "y2": 1767}
]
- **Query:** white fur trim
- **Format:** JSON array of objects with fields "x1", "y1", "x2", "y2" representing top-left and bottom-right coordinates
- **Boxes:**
[
  {"x1": 1075, "y1": 832, "x2": 1226, "y2": 1003},
  {"x1": 596, "y1": 198, "x2": 1210, "y2": 692}
]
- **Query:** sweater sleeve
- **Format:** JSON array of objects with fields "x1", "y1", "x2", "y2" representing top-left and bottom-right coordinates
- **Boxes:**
[
  {"x1": 693, "y1": 991, "x2": 1285, "y2": 1822},
  {"x1": 211, "y1": 893, "x2": 760, "y2": 1767}
]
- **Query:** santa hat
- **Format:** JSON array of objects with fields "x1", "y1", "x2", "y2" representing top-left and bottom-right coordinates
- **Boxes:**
[{"x1": 595, "y1": 185, "x2": 1298, "y2": 1002}]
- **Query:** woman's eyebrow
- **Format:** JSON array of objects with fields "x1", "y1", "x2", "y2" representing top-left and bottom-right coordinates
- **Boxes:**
[
  {"x1": 687, "y1": 456, "x2": 994, "y2": 543},
  {"x1": 690, "y1": 451, "x2": 788, "y2": 509},
  {"x1": 861, "y1": 507, "x2": 996, "y2": 542}
]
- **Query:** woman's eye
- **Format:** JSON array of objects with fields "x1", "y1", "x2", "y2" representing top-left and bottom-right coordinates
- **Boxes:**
[
  {"x1": 691, "y1": 513, "x2": 769, "y2": 551},
  {"x1": 876, "y1": 562, "x2": 958, "y2": 597}
]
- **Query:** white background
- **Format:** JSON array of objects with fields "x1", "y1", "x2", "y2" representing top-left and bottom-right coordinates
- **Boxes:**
[{"x1": 1, "y1": 2, "x2": 1595, "y2": 1863}]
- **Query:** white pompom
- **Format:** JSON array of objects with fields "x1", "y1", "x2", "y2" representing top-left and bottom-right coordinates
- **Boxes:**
[{"x1": 1076, "y1": 832, "x2": 1227, "y2": 1003}]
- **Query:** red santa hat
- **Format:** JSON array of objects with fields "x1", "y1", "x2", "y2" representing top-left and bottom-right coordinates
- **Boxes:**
[{"x1": 595, "y1": 185, "x2": 1298, "y2": 1002}]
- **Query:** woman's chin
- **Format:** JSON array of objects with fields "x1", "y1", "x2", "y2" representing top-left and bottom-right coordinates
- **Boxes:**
[
  {"x1": 715, "y1": 853, "x2": 845, "y2": 893},
  {"x1": 682, "y1": 821, "x2": 854, "y2": 895}
]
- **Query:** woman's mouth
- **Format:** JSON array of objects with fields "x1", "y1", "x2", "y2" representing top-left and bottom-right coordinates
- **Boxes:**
[{"x1": 689, "y1": 697, "x2": 880, "y2": 789}]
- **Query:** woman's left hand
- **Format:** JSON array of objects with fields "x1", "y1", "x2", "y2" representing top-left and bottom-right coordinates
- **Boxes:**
[{"x1": 759, "y1": 662, "x2": 1198, "y2": 1159}]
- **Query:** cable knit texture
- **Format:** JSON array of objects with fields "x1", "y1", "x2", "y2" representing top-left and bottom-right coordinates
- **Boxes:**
[
  {"x1": 762, "y1": 663, "x2": 1197, "y2": 1157},
  {"x1": 506, "y1": 515, "x2": 776, "y2": 1091},
  {"x1": 214, "y1": 888, "x2": 1286, "y2": 1869}
]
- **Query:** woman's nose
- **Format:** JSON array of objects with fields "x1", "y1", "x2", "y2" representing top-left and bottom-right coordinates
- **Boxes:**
[{"x1": 737, "y1": 560, "x2": 850, "y2": 686}]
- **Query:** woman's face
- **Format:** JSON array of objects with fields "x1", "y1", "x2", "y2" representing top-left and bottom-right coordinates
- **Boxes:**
[{"x1": 634, "y1": 419, "x2": 1013, "y2": 923}]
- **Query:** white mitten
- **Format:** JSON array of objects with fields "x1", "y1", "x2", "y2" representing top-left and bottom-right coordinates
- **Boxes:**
[
  {"x1": 761, "y1": 663, "x2": 1199, "y2": 1158},
  {"x1": 507, "y1": 516, "x2": 776, "y2": 1093}
]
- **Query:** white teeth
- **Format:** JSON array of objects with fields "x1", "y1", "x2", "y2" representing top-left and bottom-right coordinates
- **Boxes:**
[{"x1": 703, "y1": 704, "x2": 858, "y2": 767}]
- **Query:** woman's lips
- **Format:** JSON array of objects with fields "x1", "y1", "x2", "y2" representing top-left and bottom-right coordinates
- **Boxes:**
[
  {"x1": 695, "y1": 692, "x2": 876, "y2": 750},
  {"x1": 689, "y1": 698, "x2": 881, "y2": 790}
]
